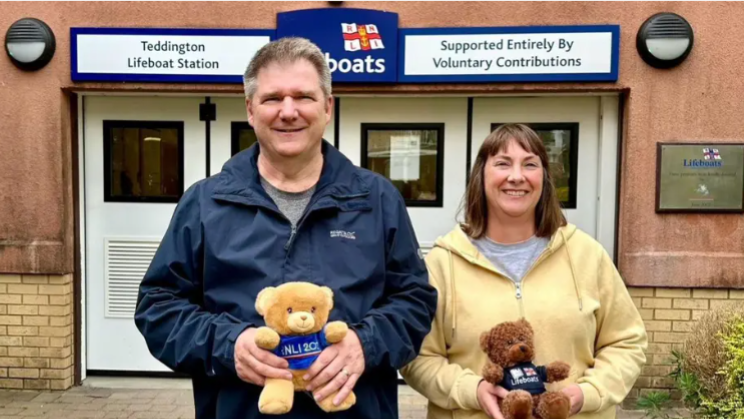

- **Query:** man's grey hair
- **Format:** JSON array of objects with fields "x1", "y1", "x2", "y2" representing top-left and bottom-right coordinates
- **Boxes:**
[{"x1": 243, "y1": 37, "x2": 332, "y2": 100}]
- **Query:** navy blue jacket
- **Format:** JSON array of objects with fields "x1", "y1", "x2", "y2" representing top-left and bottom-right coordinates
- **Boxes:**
[{"x1": 134, "y1": 141, "x2": 437, "y2": 419}]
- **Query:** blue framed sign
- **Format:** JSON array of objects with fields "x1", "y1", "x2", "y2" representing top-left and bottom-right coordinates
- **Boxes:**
[
  {"x1": 70, "y1": 13, "x2": 621, "y2": 85},
  {"x1": 398, "y1": 25, "x2": 620, "y2": 83},
  {"x1": 71, "y1": 28, "x2": 274, "y2": 83},
  {"x1": 276, "y1": 8, "x2": 398, "y2": 83}
]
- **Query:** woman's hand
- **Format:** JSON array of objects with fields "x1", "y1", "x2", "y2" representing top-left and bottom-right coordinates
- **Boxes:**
[
  {"x1": 561, "y1": 384, "x2": 584, "y2": 416},
  {"x1": 477, "y1": 380, "x2": 508, "y2": 419}
]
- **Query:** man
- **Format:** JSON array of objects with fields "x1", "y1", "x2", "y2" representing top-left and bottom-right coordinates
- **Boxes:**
[{"x1": 134, "y1": 37, "x2": 437, "y2": 419}]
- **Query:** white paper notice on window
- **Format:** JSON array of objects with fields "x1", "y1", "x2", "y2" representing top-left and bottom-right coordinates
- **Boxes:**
[{"x1": 390, "y1": 135, "x2": 420, "y2": 181}]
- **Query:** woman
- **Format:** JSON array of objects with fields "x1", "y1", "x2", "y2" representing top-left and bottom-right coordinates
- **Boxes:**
[{"x1": 400, "y1": 124, "x2": 647, "y2": 419}]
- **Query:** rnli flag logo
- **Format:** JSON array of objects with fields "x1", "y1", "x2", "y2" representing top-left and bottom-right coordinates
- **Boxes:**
[
  {"x1": 703, "y1": 148, "x2": 721, "y2": 161},
  {"x1": 341, "y1": 23, "x2": 385, "y2": 52},
  {"x1": 510, "y1": 369, "x2": 524, "y2": 380}
]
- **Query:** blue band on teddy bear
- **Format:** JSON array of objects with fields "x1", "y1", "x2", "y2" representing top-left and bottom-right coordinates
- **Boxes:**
[{"x1": 272, "y1": 329, "x2": 330, "y2": 370}]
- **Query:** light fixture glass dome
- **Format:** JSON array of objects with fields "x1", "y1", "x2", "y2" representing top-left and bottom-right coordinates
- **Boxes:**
[
  {"x1": 646, "y1": 38, "x2": 690, "y2": 61},
  {"x1": 7, "y1": 41, "x2": 45, "y2": 63}
]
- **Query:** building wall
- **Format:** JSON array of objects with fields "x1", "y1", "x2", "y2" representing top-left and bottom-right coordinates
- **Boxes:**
[
  {"x1": 2, "y1": 1, "x2": 743, "y2": 281},
  {"x1": 623, "y1": 287, "x2": 744, "y2": 409},
  {"x1": 0, "y1": 0, "x2": 742, "y2": 399},
  {"x1": 0, "y1": 275, "x2": 74, "y2": 390}
]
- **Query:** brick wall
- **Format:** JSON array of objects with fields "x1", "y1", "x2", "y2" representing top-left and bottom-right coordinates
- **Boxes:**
[
  {"x1": 624, "y1": 287, "x2": 744, "y2": 408},
  {"x1": 0, "y1": 274, "x2": 74, "y2": 391}
]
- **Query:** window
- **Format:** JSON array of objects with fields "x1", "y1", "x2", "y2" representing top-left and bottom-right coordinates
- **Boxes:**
[
  {"x1": 103, "y1": 120, "x2": 184, "y2": 203},
  {"x1": 231, "y1": 122, "x2": 258, "y2": 156},
  {"x1": 361, "y1": 123, "x2": 444, "y2": 207},
  {"x1": 491, "y1": 123, "x2": 579, "y2": 209}
]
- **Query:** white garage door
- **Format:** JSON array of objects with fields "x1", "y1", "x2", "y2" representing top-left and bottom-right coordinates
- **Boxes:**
[
  {"x1": 83, "y1": 95, "x2": 334, "y2": 372},
  {"x1": 82, "y1": 94, "x2": 618, "y2": 372},
  {"x1": 84, "y1": 96, "x2": 206, "y2": 372}
]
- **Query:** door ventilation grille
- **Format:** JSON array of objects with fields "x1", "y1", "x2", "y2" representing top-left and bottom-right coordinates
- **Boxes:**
[{"x1": 104, "y1": 238, "x2": 159, "y2": 319}]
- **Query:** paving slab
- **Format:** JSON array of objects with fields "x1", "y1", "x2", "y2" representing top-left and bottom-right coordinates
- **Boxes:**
[{"x1": 0, "y1": 379, "x2": 654, "y2": 418}]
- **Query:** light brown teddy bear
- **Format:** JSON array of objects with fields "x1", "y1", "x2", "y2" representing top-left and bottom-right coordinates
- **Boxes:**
[
  {"x1": 480, "y1": 319, "x2": 571, "y2": 419},
  {"x1": 254, "y1": 282, "x2": 356, "y2": 415}
]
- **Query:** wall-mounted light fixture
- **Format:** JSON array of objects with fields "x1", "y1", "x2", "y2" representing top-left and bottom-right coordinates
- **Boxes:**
[
  {"x1": 636, "y1": 12, "x2": 693, "y2": 69},
  {"x1": 5, "y1": 18, "x2": 56, "y2": 71}
]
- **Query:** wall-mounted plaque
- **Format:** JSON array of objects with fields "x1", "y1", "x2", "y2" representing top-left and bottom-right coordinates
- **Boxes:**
[{"x1": 656, "y1": 143, "x2": 744, "y2": 213}]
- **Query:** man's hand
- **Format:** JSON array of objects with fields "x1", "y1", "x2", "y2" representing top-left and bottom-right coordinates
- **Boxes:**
[
  {"x1": 561, "y1": 384, "x2": 584, "y2": 416},
  {"x1": 477, "y1": 380, "x2": 508, "y2": 419},
  {"x1": 234, "y1": 328, "x2": 293, "y2": 385},
  {"x1": 303, "y1": 330, "x2": 365, "y2": 406}
]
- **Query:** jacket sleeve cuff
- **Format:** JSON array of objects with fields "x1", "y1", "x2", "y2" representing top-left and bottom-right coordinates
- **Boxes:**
[
  {"x1": 578, "y1": 382, "x2": 602, "y2": 413},
  {"x1": 350, "y1": 324, "x2": 379, "y2": 370},
  {"x1": 218, "y1": 322, "x2": 253, "y2": 375},
  {"x1": 458, "y1": 375, "x2": 484, "y2": 411}
]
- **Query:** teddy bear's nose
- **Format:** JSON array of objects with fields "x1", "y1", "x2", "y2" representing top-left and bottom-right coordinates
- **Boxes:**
[
  {"x1": 519, "y1": 345, "x2": 527, "y2": 353},
  {"x1": 300, "y1": 314, "x2": 307, "y2": 321}
]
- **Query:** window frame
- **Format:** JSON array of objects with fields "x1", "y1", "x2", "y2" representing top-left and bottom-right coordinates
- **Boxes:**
[
  {"x1": 231, "y1": 121, "x2": 257, "y2": 156},
  {"x1": 490, "y1": 122, "x2": 579, "y2": 209},
  {"x1": 103, "y1": 120, "x2": 185, "y2": 204},
  {"x1": 361, "y1": 122, "x2": 445, "y2": 208}
]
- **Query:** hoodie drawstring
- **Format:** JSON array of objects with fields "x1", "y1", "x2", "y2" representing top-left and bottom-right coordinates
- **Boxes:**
[
  {"x1": 560, "y1": 229, "x2": 583, "y2": 311},
  {"x1": 447, "y1": 249, "x2": 457, "y2": 341}
]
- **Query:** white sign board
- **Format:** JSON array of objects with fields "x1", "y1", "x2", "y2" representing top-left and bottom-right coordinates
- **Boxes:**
[
  {"x1": 71, "y1": 28, "x2": 273, "y2": 83},
  {"x1": 399, "y1": 26, "x2": 619, "y2": 83},
  {"x1": 390, "y1": 135, "x2": 421, "y2": 181}
]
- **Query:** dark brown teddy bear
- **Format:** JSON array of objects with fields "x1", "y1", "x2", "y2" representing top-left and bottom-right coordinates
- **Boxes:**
[{"x1": 480, "y1": 319, "x2": 571, "y2": 419}]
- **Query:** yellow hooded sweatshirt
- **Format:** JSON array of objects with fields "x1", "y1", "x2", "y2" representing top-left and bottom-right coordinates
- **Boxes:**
[{"x1": 400, "y1": 224, "x2": 647, "y2": 419}]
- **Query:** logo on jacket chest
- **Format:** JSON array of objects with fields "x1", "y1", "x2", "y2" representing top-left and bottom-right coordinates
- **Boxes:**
[{"x1": 330, "y1": 230, "x2": 356, "y2": 240}]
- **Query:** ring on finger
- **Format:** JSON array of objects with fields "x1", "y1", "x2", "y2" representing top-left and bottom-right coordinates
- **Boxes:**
[{"x1": 341, "y1": 368, "x2": 351, "y2": 377}]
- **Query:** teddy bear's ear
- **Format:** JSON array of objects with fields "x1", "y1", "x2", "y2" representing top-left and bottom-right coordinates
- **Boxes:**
[
  {"x1": 320, "y1": 286, "x2": 334, "y2": 310},
  {"x1": 479, "y1": 330, "x2": 491, "y2": 353},
  {"x1": 517, "y1": 318, "x2": 534, "y2": 334},
  {"x1": 255, "y1": 287, "x2": 276, "y2": 316}
]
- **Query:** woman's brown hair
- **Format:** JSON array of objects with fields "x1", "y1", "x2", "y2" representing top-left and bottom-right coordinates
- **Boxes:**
[{"x1": 460, "y1": 123, "x2": 566, "y2": 239}]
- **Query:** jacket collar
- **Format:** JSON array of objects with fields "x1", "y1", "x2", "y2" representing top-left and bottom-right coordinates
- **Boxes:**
[{"x1": 210, "y1": 140, "x2": 370, "y2": 209}]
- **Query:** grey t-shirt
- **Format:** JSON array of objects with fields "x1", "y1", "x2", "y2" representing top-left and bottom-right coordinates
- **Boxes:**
[
  {"x1": 472, "y1": 235, "x2": 549, "y2": 283},
  {"x1": 260, "y1": 176, "x2": 315, "y2": 227}
]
